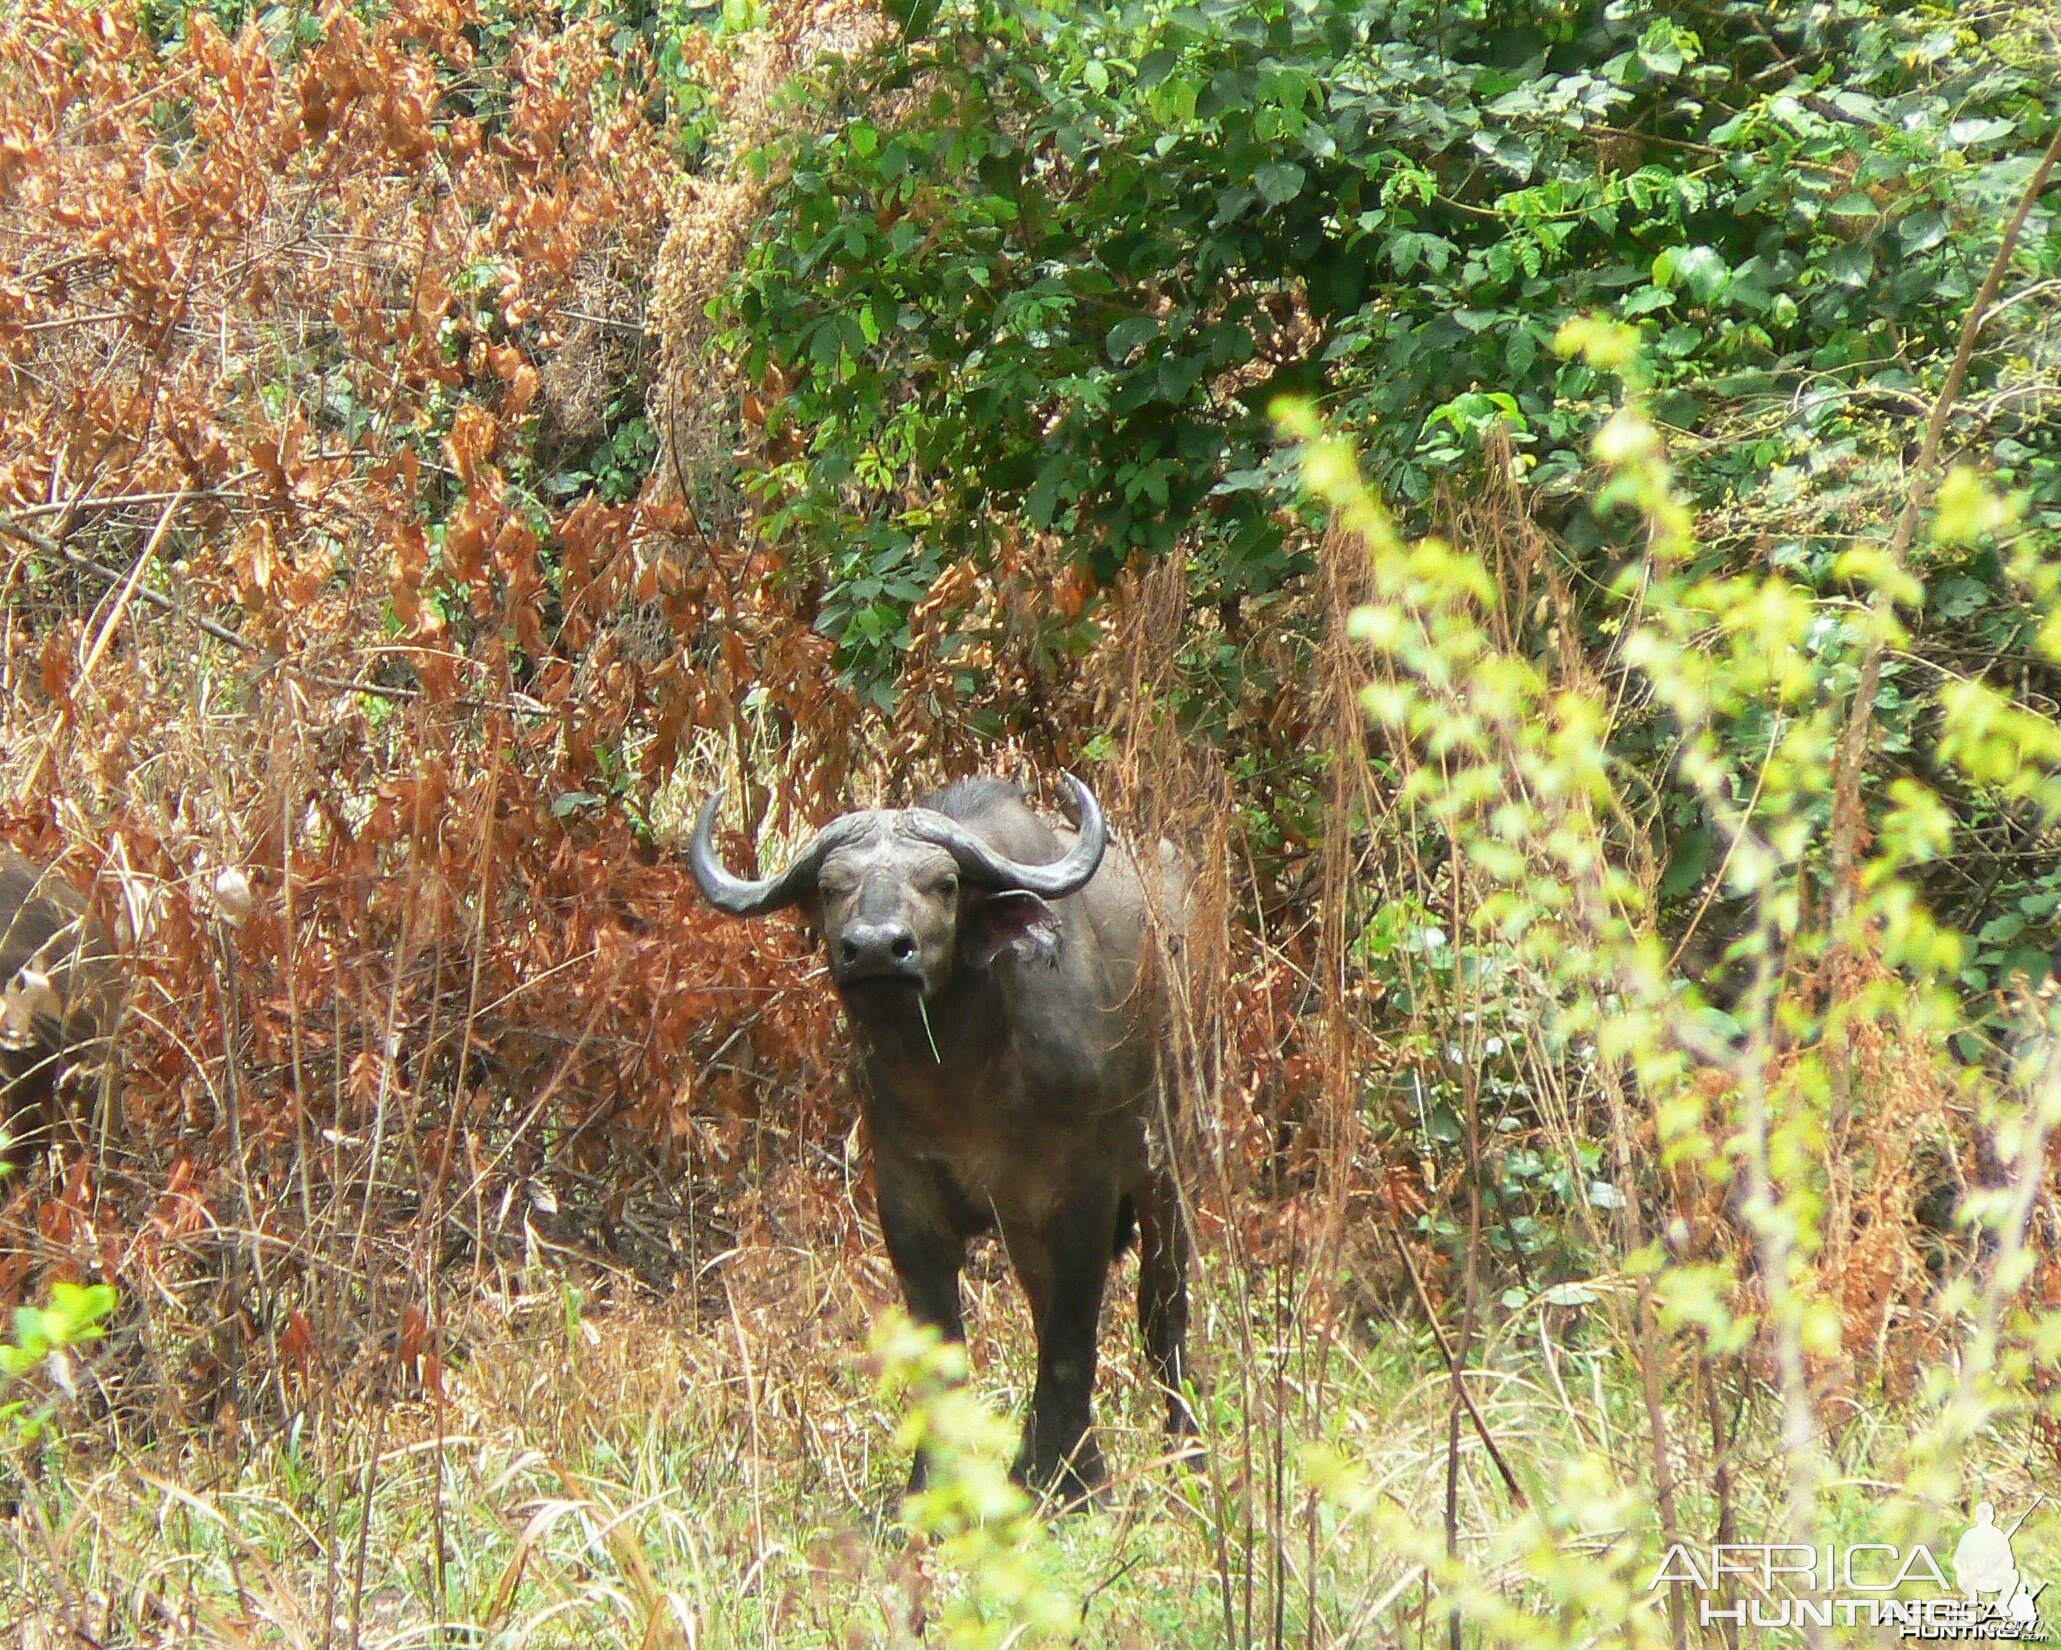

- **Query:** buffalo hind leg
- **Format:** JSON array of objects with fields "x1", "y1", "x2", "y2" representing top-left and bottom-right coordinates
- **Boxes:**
[
  {"x1": 874, "y1": 1144, "x2": 967, "y2": 1494},
  {"x1": 1007, "y1": 1186, "x2": 1120, "y2": 1503},
  {"x1": 1135, "y1": 1168, "x2": 1197, "y2": 1449}
]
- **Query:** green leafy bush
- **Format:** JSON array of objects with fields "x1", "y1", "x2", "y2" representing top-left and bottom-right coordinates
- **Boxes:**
[{"x1": 729, "y1": 0, "x2": 2057, "y2": 689}]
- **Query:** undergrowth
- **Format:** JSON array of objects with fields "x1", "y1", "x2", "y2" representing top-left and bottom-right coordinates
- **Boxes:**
[{"x1": 8, "y1": 1254, "x2": 2038, "y2": 1649}]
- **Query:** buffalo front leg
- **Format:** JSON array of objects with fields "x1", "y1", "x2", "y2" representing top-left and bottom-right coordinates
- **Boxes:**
[
  {"x1": 1135, "y1": 1168, "x2": 1197, "y2": 1448},
  {"x1": 1006, "y1": 1187, "x2": 1121, "y2": 1501},
  {"x1": 873, "y1": 1144, "x2": 967, "y2": 1494}
]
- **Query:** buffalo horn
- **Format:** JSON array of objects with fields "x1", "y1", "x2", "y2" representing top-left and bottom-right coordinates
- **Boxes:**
[
  {"x1": 908, "y1": 773, "x2": 1107, "y2": 898},
  {"x1": 687, "y1": 794, "x2": 873, "y2": 916}
]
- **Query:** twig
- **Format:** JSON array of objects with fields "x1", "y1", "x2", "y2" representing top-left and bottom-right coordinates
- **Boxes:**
[
  {"x1": 347, "y1": 1400, "x2": 389, "y2": 1650},
  {"x1": 0, "y1": 509, "x2": 552, "y2": 717},
  {"x1": 559, "y1": 308, "x2": 647, "y2": 336},
  {"x1": 0, "y1": 508, "x2": 302, "y2": 667},
  {"x1": 1827, "y1": 117, "x2": 2061, "y2": 915},
  {"x1": 21, "y1": 310, "x2": 132, "y2": 332},
  {"x1": 78, "y1": 489, "x2": 183, "y2": 684},
  {"x1": 1, "y1": 483, "x2": 249, "y2": 520},
  {"x1": 1379, "y1": 1214, "x2": 1528, "y2": 1506},
  {"x1": 17, "y1": 490, "x2": 184, "y2": 801}
]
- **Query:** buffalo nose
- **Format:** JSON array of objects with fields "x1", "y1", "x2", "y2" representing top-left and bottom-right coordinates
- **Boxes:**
[{"x1": 840, "y1": 923, "x2": 917, "y2": 969}]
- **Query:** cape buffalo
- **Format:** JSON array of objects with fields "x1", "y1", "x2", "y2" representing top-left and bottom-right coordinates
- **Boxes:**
[
  {"x1": 0, "y1": 851, "x2": 121, "y2": 1175},
  {"x1": 689, "y1": 775, "x2": 1194, "y2": 1498}
]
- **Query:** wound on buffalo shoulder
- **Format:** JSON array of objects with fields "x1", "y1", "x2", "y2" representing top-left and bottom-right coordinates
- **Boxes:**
[{"x1": 962, "y1": 891, "x2": 1062, "y2": 970}]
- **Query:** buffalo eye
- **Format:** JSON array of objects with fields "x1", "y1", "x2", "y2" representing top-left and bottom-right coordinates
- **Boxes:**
[{"x1": 935, "y1": 874, "x2": 958, "y2": 898}]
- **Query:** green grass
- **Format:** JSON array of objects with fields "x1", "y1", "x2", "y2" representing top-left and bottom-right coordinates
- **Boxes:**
[{"x1": 0, "y1": 1245, "x2": 2042, "y2": 1648}]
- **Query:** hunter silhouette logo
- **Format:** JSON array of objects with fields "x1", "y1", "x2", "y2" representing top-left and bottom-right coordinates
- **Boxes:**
[
  {"x1": 1651, "y1": 1493, "x2": 2050, "y2": 1638},
  {"x1": 1956, "y1": 1503, "x2": 2018, "y2": 1601},
  {"x1": 1954, "y1": 1499, "x2": 2046, "y2": 1632}
]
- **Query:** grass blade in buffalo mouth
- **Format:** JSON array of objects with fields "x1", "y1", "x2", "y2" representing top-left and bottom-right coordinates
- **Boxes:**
[{"x1": 917, "y1": 993, "x2": 942, "y2": 1064}]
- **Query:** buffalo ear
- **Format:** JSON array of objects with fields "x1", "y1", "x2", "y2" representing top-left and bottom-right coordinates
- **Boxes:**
[{"x1": 962, "y1": 891, "x2": 1061, "y2": 970}]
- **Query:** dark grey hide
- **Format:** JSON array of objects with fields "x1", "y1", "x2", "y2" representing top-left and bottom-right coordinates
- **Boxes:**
[{"x1": 689, "y1": 776, "x2": 1194, "y2": 1498}]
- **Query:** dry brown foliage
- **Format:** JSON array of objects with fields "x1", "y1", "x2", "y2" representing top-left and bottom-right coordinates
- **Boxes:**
[{"x1": 0, "y1": 0, "x2": 867, "y2": 1423}]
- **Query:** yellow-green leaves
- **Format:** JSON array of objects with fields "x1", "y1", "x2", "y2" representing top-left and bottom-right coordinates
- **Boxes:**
[
  {"x1": 868, "y1": 1314, "x2": 1079, "y2": 1649},
  {"x1": 2, "y1": 1279, "x2": 116, "y2": 1449},
  {"x1": 1554, "y1": 315, "x2": 1641, "y2": 374},
  {"x1": 1930, "y1": 464, "x2": 2023, "y2": 548},
  {"x1": 1936, "y1": 678, "x2": 2061, "y2": 813}
]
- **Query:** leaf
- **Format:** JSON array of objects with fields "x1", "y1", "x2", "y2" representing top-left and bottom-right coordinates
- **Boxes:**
[
  {"x1": 1212, "y1": 183, "x2": 1259, "y2": 226},
  {"x1": 1826, "y1": 243, "x2": 1874, "y2": 287},
  {"x1": 1137, "y1": 48, "x2": 1178, "y2": 88},
  {"x1": 1934, "y1": 576, "x2": 1991, "y2": 619},
  {"x1": 881, "y1": 0, "x2": 941, "y2": 35},
  {"x1": 1027, "y1": 459, "x2": 1069, "y2": 527},
  {"x1": 1898, "y1": 209, "x2": 1948, "y2": 253},
  {"x1": 1477, "y1": 131, "x2": 1534, "y2": 181},
  {"x1": 1655, "y1": 244, "x2": 1728, "y2": 302},
  {"x1": 1659, "y1": 825, "x2": 1714, "y2": 900},
  {"x1": 1105, "y1": 315, "x2": 1158, "y2": 362},
  {"x1": 1387, "y1": 231, "x2": 1454, "y2": 276},
  {"x1": 1539, "y1": 1282, "x2": 1600, "y2": 1307},
  {"x1": 1931, "y1": 466, "x2": 2018, "y2": 546},
  {"x1": 1255, "y1": 161, "x2": 1307, "y2": 206},
  {"x1": 1948, "y1": 116, "x2": 2015, "y2": 148}
]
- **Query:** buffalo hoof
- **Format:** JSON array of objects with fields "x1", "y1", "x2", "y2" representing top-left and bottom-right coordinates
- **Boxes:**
[
  {"x1": 1014, "y1": 1443, "x2": 1107, "y2": 1512},
  {"x1": 1033, "y1": 1466, "x2": 1108, "y2": 1513}
]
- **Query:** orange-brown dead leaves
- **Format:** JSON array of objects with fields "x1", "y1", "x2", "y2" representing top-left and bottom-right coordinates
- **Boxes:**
[{"x1": 0, "y1": 2, "x2": 854, "y2": 1424}]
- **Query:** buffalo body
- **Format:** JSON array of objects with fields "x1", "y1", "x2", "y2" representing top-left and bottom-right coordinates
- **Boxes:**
[
  {"x1": 0, "y1": 851, "x2": 121, "y2": 1173},
  {"x1": 691, "y1": 776, "x2": 1193, "y2": 1496}
]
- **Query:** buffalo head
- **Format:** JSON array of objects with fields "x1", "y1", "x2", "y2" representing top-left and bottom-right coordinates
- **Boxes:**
[{"x1": 688, "y1": 776, "x2": 1106, "y2": 1012}]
